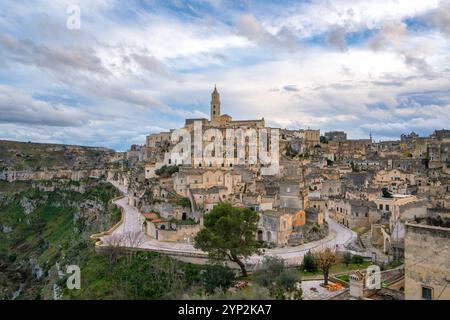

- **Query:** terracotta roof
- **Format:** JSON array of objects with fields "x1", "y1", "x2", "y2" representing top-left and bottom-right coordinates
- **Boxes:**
[{"x1": 143, "y1": 213, "x2": 159, "y2": 220}]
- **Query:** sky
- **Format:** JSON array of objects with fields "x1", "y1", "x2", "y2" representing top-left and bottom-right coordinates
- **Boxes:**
[{"x1": 0, "y1": 0, "x2": 449, "y2": 151}]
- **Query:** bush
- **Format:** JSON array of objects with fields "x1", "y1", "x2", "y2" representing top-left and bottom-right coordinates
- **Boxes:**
[
  {"x1": 155, "y1": 165, "x2": 180, "y2": 177},
  {"x1": 277, "y1": 269, "x2": 299, "y2": 291},
  {"x1": 253, "y1": 256, "x2": 301, "y2": 299},
  {"x1": 382, "y1": 187, "x2": 393, "y2": 198},
  {"x1": 177, "y1": 197, "x2": 191, "y2": 208},
  {"x1": 352, "y1": 255, "x2": 364, "y2": 264},
  {"x1": 253, "y1": 256, "x2": 285, "y2": 288},
  {"x1": 203, "y1": 264, "x2": 236, "y2": 294},
  {"x1": 342, "y1": 251, "x2": 352, "y2": 266},
  {"x1": 301, "y1": 250, "x2": 317, "y2": 272}
]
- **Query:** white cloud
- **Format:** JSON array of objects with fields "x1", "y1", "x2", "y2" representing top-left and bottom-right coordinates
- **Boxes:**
[{"x1": 0, "y1": 0, "x2": 449, "y2": 147}]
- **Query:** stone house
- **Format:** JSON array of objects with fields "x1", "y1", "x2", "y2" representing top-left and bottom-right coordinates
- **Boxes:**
[
  {"x1": 321, "y1": 180, "x2": 344, "y2": 198},
  {"x1": 279, "y1": 181, "x2": 307, "y2": 210},
  {"x1": 328, "y1": 198, "x2": 379, "y2": 229},
  {"x1": 404, "y1": 222, "x2": 450, "y2": 300},
  {"x1": 257, "y1": 209, "x2": 310, "y2": 246},
  {"x1": 173, "y1": 168, "x2": 243, "y2": 197},
  {"x1": 190, "y1": 186, "x2": 229, "y2": 212}
]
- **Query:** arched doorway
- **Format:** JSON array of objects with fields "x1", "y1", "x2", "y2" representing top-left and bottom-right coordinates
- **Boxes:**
[
  {"x1": 384, "y1": 238, "x2": 391, "y2": 254},
  {"x1": 266, "y1": 231, "x2": 272, "y2": 243},
  {"x1": 257, "y1": 230, "x2": 263, "y2": 241},
  {"x1": 182, "y1": 212, "x2": 187, "y2": 221},
  {"x1": 142, "y1": 221, "x2": 147, "y2": 233}
]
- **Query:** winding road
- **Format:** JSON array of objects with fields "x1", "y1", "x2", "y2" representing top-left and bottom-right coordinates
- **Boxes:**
[{"x1": 100, "y1": 180, "x2": 357, "y2": 266}]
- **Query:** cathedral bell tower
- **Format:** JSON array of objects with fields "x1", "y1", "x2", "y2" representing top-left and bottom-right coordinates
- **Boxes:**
[{"x1": 210, "y1": 85, "x2": 221, "y2": 121}]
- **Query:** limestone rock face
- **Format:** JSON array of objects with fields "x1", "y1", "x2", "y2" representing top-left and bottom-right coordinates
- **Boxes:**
[{"x1": 20, "y1": 197, "x2": 36, "y2": 215}]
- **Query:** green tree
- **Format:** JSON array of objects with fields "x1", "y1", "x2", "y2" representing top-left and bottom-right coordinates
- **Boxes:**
[
  {"x1": 177, "y1": 197, "x2": 191, "y2": 208},
  {"x1": 194, "y1": 203, "x2": 261, "y2": 277},
  {"x1": 352, "y1": 255, "x2": 364, "y2": 264},
  {"x1": 301, "y1": 250, "x2": 317, "y2": 272},
  {"x1": 381, "y1": 187, "x2": 393, "y2": 198},
  {"x1": 342, "y1": 251, "x2": 352, "y2": 266},
  {"x1": 253, "y1": 256, "x2": 301, "y2": 299},
  {"x1": 253, "y1": 256, "x2": 285, "y2": 288},
  {"x1": 203, "y1": 264, "x2": 236, "y2": 294}
]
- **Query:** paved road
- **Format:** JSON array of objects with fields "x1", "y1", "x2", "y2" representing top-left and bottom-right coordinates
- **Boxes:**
[{"x1": 102, "y1": 180, "x2": 357, "y2": 266}]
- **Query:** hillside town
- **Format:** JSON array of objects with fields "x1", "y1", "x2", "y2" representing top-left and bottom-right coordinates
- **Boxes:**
[
  {"x1": 1, "y1": 87, "x2": 449, "y2": 300},
  {"x1": 96, "y1": 87, "x2": 448, "y2": 299}
]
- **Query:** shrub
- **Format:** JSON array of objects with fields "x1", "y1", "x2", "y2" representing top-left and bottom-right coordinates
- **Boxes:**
[
  {"x1": 177, "y1": 197, "x2": 191, "y2": 208},
  {"x1": 382, "y1": 187, "x2": 393, "y2": 198},
  {"x1": 352, "y1": 255, "x2": 364, "y2": 264},
  {"x1": 253, "y1": 256, "x2": 285, "y2": 288},
  {"x1": 203, "y1": 264, "x2": 236, "y2": 294},
  {"x1": 301, "y1": 250, "x2": 317, "y2": 272},
  {"x1": 342, "y1": 251, "x2": 352, "y2": 266},
  {"x1": 155, "y1": 165, "x2": 180, "y2": 177},
  {"x1": 253, "y1": 256, "x2": 301, "y2": 299}
]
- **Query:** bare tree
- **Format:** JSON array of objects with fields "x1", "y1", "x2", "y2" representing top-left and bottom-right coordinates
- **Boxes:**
[
  {"x1": 102, "y1": 233, "x2": 126, "y2": 270},
  {"x1": 313, "y1": 247, "x2": 337, "y2": 286},
  {"x1": 124, "y1": 231, "x2": 146, "y2": 248},
  {"x1": 123, "y1": 231, "x2": 146, "y2": 263}
]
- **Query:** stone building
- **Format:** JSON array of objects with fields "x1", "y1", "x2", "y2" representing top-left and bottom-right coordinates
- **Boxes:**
[
  {"x1": 404, "y1": 222, "x2": 450, "y2": 300},
  {"x1": 372, "y1": 195, "x2": 427, "y2": 255},
  {"x1": 257, "y1": 209, "x2": 299, "y2": 245},
  {"x1": 321, "y1": 180, "x2": 344, "y2": 198},
  {"x1": 325, "y1": 131, "x2": 347, "y2": 142},
  {"x1": 173, "y1": 167, "x2": 243, "y2": 197},
  {"x1": 279, "y1": 180, "x2": 307, "y2": 210},
  {"x1": 328, "y1": 198, "x2": 380, "y2": 229},
  {"x1": 146, "y1": 132, "x2": 172, "y2": 149}
]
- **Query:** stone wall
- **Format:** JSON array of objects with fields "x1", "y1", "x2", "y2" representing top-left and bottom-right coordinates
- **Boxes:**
[
  {"x1": 404, "y1": 223, "x2": 450, "y2": 300},
  {"x1": 156, "y1": 224, "x2": 202, "y2": 243}
]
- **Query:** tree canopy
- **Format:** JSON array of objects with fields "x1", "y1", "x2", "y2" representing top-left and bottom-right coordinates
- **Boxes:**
[{"x1": 194, "y1": 203, "x2": 261, "y2": 276}]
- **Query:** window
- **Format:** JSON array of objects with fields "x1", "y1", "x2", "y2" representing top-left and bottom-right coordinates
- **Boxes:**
[
  {"x1": 386, "y1": 205, "x2": 390, "y2": 211},
  {"x1": 422, "y1": 286, "x2": 433, "y2": 300},
  {"x1": 287, "y1": 187, "x2": 291, "y2": 192},
  {"x1": 379, "y1": 204, "x2": 383, "y2": 210}
]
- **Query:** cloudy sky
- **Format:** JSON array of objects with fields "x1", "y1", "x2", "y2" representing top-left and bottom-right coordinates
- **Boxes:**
[{"x1": 1, "y1": 0, "x2": 449, "y2": 150}]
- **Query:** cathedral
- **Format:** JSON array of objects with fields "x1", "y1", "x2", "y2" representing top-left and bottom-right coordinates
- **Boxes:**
[{"x1": 185, "y1": 85, "x2": 265, "y2": 129}]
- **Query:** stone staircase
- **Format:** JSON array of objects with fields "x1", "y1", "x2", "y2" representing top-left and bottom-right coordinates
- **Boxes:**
[
  {"x1": 359, "y1": 230, "x2": 390, "y2": 264},
  {"x1": 360, "y1": 232, "x2": 371, "y2": 249}
]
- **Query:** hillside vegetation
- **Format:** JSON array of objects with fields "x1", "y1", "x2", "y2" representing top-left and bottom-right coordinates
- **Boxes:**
[
  {"x1": 0, "y1": 179, "x2": 121, "y2": 299},
  {"x1": 0, "y1": 179, "x2": 210, "y2": 300}
]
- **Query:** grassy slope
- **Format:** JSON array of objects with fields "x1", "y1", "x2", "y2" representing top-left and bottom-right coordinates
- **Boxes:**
[
  {"x1": 0, "y1": 180, "x2": 121, "y2": 299},
  {"x1": 0, "y1": 180, "x2": 204, "y2": 300}
]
